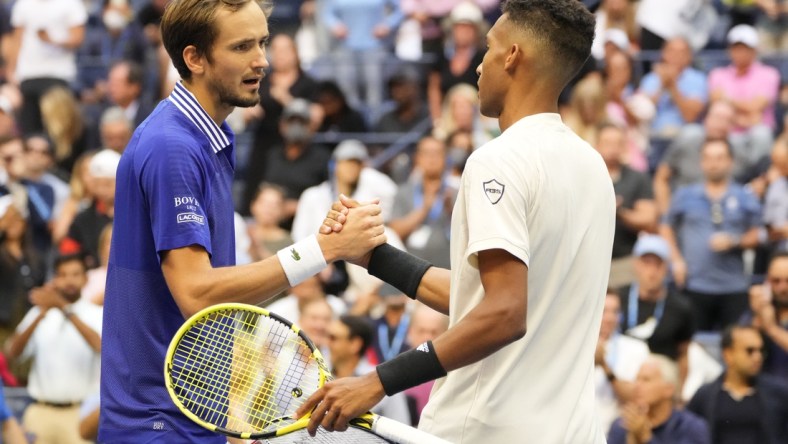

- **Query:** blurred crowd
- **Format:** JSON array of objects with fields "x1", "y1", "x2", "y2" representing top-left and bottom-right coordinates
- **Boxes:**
[{"x1": 0, "y1": 0, "x2": 787, "y2": 442}]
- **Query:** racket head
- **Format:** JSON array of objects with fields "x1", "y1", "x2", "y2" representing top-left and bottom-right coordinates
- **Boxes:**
[{"x1": 164, "y1": 303, "x2": 330, "y2": 439}]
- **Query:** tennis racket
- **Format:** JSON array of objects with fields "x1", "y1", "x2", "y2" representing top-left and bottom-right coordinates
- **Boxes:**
[{"x1": 164, "y1": 303, "x2": 449, "y2": 443}]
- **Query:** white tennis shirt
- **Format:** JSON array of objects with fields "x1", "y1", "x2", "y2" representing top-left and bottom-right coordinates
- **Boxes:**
[
  {"x1": 418, "y1": 113, "x2": 615, "y2": 443},
  {"x1": 17, "y1": 298, "x2": 103, "y2": 403}
]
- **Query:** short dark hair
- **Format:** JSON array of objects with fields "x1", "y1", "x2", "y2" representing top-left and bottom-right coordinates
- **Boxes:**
[
  {"x1": 54, "y1": 253, "x2": 88, "y2": 273},
  {"x1": 721, "y1": 324, "x2": 760, "y2": 350},
  {"x1": 339, "y1": 315, "x2": 373, "y2": 358},
  {"x1": 161, "y1": 0, "x2": 271, "y2": 80},
  {"x1": 501, "y1": 0, "x2": 595, "y2": 86},
  {"x1": 110, "y1": 60, "x2": 145, "y2": 86}
]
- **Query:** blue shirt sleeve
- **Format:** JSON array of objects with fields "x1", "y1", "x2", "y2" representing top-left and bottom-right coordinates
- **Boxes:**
[
  {"x1": 139, "y1": 134, "x2": 213, "y2": 259},
  {"x1": 639, "y1": 72, "x2": 661, "y2": 96},
  {"x1": 664, "y1": 186, "x2": 688, "y2": 227},
  {"x1": 0, "y1": 382, "x2": 13, "y2": 422},
  {"x1": 741, "y1": 189, "x2": 763, "y2": 229},
  {"x1": 678, "y1": 69, "x2": 708, "y2": 102}
]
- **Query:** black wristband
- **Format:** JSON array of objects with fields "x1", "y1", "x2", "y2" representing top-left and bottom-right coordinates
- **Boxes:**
[
  {"x1": 367, "y1": 243, "x2": 432, "y2": 299},
  {"x1": 376, "y1": 340, "x2": 447, "y2": 396}
]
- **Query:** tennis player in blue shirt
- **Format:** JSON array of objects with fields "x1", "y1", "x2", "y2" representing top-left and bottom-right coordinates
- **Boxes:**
[{"x1": 97, "y1": 0, "x2": 386, "y2": 441}]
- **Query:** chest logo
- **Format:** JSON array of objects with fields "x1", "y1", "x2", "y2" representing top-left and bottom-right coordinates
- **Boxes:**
[{"x1": 483, "y1": 179, "x2": 505, "y2": 205}]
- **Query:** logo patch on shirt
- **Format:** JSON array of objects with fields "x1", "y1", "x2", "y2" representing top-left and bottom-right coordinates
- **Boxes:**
[
  {"x1": 177, "y1": 212, "x2": 205, "y2": 225},
  {"x1": 174, "y1": 196, "x2": 201, "y2": 212},
  {"x1": 483, "y1": 179, "x2": 505, "y2": 205}
]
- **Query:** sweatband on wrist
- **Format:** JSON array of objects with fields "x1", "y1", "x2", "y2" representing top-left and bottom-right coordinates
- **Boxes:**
[
  {"x1": 276, "y1": 235, "x2": 327, "y2": 286},
  {"x1": 367, "y1": 243, "x2": 432, "y2": 299},
  {"x1": 376, "y1": 340, "x2": 446, "y2": 396}
]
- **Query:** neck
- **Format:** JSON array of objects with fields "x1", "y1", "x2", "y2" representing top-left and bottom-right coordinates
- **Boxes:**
[
  {"x1": 336, "y1": 181, "x2": 357, "y2": 198},
  {"x1": 639, "y1": 285, "x2": 665, "y2": 302},
  {"x1": 607, "y1": 163, "x2": 621, "y2": 177},
  {"x1": 735, "y1": 63, "x2": 751, "y2": 76},
  {"x1": 332, "y1": 356, "x2": 359, "y2": 379},
  {"x1": 725, "y1": 370, "x2": 754, "y2": 391},
  {"x1": 181, "y1": 80, "x2": 232, "y2": 126},
  {"x1": 705, "y1": 180, "x2": 729, "y2": 196},
  {"x1": 648, "y1": 401, "x2": 673, "y2": 427},
  {"x1": 497, "y1": 82, "x2": 559, "y2": 132}
]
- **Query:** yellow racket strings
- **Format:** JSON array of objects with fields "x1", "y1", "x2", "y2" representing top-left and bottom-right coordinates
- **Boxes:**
[{"x1": 170, "y1": 309, "x2": 321, "y2": 433}]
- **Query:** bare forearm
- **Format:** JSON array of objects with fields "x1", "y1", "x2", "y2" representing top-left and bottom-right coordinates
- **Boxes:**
[
  {"x1": 659, "y1": 224, "x2": 683, "y2": 261},
  {"x1": 653, "y1": 167, "x2": 672, "y2": 215},
  {"x1": 6, "y1": 314, "x2": 45, "y2": 359},
  {"x1": 618, "y1": 206, "x2": 657, "y2": 233},
  {"x1": 413, "y1": 267, "x2": 451, "y2": 315},
  {"x1": 388, "y1": 208, "x2": 429, "y2": 241},
  {"x1": 740, "y1": 228, "x2": 761, "y2": 249},
  {"x1": 764, "y1": 324, "x2": 788, "y2": 351},
  {"x1": 67, "y1": 314, "x2": 102, "y2": 353},
  {"x1": 668, "y1": 86, "x2": 703, "y2": 123}
]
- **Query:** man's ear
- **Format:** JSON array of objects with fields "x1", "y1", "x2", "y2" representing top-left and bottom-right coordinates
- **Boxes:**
[
  {"x1": 503, "y1": 43, "x2": 522, "y2": 73},
  {"x1": 183, "y1": 45, "x2": 205, "y2": 76}
]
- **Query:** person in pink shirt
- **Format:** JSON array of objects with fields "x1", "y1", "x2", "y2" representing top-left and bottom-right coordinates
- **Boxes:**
[{"x1": 709, "y1": 24, "x2": 780, "y2": 133}]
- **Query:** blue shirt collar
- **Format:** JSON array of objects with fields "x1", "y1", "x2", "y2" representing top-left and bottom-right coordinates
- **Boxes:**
[{"x1": 167, "y1": 82, "x2": 231, "y2": 154}]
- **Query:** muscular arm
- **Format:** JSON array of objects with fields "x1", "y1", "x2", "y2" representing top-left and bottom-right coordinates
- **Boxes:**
[
  {"x1": 431, "y1": 248, "x2": 527, "y2": 370},
  {"x1": 162, "y1": 205, "x2": 385, "y2": 318},
  {"x1": 414, "y1": 266, "x2": 452, "y2": 315}
]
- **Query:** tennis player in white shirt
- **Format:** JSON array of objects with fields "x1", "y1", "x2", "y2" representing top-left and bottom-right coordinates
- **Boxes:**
[{"x1": 298, "y1": 1, "x2": 615, "y2": 442}]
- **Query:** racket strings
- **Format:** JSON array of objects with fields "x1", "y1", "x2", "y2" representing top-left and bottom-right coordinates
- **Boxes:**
[
  {"x1": 169, "y1": 309, "x2": 322, "y2": 434},
  {"x1": 256, "y1": 427, "x2": 394, "y2": 443}
]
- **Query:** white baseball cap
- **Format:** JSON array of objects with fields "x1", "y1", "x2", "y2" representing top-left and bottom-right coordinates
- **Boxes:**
[
  {"x1": 450, "y1": 2, "x2": 483, "y2": 25},
  {"x1": 89, "y1": 149, "x2": 121, "y2": 179},
  {"x1": 727, "y1": 24, "x2": 759, "y2": 48},
  {"x1": 604, "y1": 29, "x2": 630, "y2": 53}
]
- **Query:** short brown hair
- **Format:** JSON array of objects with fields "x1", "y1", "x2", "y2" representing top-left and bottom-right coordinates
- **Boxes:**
[{"x1": 161, "y1": 0, "x2": 272, "y2": 80}]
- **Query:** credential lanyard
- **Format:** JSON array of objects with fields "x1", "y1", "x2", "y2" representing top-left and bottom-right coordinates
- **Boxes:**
[
  {"x1": 379, "y1": 313, "x2": 410, "y2": 362},
  {"x1": 627, "y1": 284, "x2": 666, "y2": 331}
]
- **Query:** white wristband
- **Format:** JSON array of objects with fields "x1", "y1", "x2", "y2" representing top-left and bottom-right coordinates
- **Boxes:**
[{"x1": 276, "y1": 235, "x2": 327, "y2": 287}]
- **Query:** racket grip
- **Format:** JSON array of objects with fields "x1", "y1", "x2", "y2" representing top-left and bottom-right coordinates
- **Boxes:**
[{"x1": 372, "y1": 416, "x2": 452, "y2": 444}]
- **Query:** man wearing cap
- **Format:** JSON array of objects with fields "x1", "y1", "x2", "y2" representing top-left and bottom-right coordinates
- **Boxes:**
[
  {"x1": 292, "y1": 139, "x2": 397, "y2": 242},
  {"x1": 59, "y1": 149, "x2": 120, "y2": 269},
  {"x1": 709, "y1": 24, "x2": 780, "y2": 137},
  {"x1": 617, "y1": 235, "x2": 696, "y2": 387},
  {"x1": 638, "y1": 37, "x2": 707, "y2": 137},
  {"x1": 258, "y1": 98, "x2": 331, "y2": 226}
]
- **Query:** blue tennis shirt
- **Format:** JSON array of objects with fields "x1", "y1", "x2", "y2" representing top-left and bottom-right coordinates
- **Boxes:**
[{"x1": 98, "y1": 82, "x2": 236, "y2": 443}]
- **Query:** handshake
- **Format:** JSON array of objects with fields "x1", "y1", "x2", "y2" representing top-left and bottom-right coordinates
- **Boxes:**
[{"x1": 315, "y1": 193, "x2": 387, "y2": 267}]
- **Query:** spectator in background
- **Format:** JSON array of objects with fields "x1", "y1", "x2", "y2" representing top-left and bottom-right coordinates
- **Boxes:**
[
  {"x1": 764, "y1": 137, "x2": 788, "y2": 252},
  {"x1": 23, "y1": 134, "x2": 70, "y2": 225},
  {"x1": 315, "y1": 80, "x2": 367, "y2": 140},
  {"x1": 403, "y1": 302, "x2": 448, "y2": 425},
  {"x1": 60, "y1": 149, "x2": 119, "y2": 269},
  {"x1": 563, "y1": 74, "x2": 609, "y2": 145},
  {"x1": 292, "y1": 139, "x2": 397, "y2": 242},
  {"x1": 687, "y1": 325, "x2": 788, "y2": 444},
  {"x1": 0, "y1": 380, "x2": 28, "y2": 444},
  {"x1": 653, "y1": 101, "x2": 739, "y2": 215},
  {"x1": 743, "y1": 253, "x2": 788, "y2": 384},
  {"x1": 389, "y1": 136, "x2": 454, "y2": 268},
  {"x1": 371, "y1": 284, "x2": 412, "y2": 365},
  {"x1": 52, "y1": 151, "x2": 95, "y2": 245},
  {"x1": 618, "y1": 235, "x2": 696, "y2": 386},
  {"x1": 662, "y1": 140, "x2": 762, "y2": 331},
  {"x1": 0, "y1": 136, "x2": 55, "y2": 256},
  {"x1": 299, "y1": 298, "x2": 335, "y2": 358},
  {"x1": 709, "y1": 25, "x2": 779, "y2": 144},
  {"x1": 607, "y1": 355, "x2": 710, "y2": 444},
  {"x1": 595, "y1": 288, "x2": 650, "y2": 433},
  {"x1": 6, "y1": 0, "x2": 87, "y2": 136},
  {"x1": 375, "y1": 65, "x2": 431, "y2": 136},
  {"x1": 77, "y1": 0, "x2": 147, "y2": 107},
  {"x1": 0, "y1": 196, "x2": 45, "y2": 348},
  {"x1": 433, "y1": 82, "x2": 493, "y2": 148},
  {"x1": 427, "y1": 2, "x2": 486, "y2": 121},
  {"x1": 590, "y1": 0, "x2": 638, "y2": 62},
  {"x1": 603, "y1": 50, "x2": 654, "y2": 173},
  {"x1": 595, "y1": 123, "x2": 658, "y2": 288},
  {"x1": 259, "y1": 98, "x2": 331, "y2": 226},
  {"x1": 98, "y1": 106, "x2": 133, "y2": 153},
  {"x1": 326, "y1": 315, "x2": 410, "y2": 424},
  {"x1": 247, "y1": 183, "x2": 294, "y2": 262},
  {"x1": 82, "y1": 224, "x2": 112, "y2": 305},
  {"x1": 6, "y1": 254, "x2": 102, "y2": 444},
  {"x1": 638, "y1": 37, "x2": 707, "y2": 138},
  {"x1": 105, "y1": 60, "x2": 154, "y2": 130},
  {"x1": 322, "y1": 0, "x2": 403, "y2": 116},
  {"x1": 756, "y1": 0, "x2": 788, "y2": 51},
  {"x1": 636, "y1": 0, "x2": 716, "y2": 54},
  {"x1": 40, "y1": 87, "x2": 89, "y2": 175},
  {"x1": 242, "y1": 33, "x2": 318, "y2": 215}
]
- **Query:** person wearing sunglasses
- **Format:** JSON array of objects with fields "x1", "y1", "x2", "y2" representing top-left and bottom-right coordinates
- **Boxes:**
[{"x1": 687, "y1": 325, "x2": 788, "y2": 444}]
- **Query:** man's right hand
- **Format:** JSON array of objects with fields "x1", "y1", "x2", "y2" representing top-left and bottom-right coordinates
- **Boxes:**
[{"x1": 318, "y1": 196, "x2": 385, "y2": 264}]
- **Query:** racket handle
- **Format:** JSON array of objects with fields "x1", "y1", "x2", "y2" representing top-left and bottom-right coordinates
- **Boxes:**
[{"x1": 372, "y1": 415, "x2": 452, "y2": 444}]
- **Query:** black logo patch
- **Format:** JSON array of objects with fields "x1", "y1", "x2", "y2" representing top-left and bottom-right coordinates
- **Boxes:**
[{"x1": 483, "y1": 179, "x2": 505, "y2": 204}]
